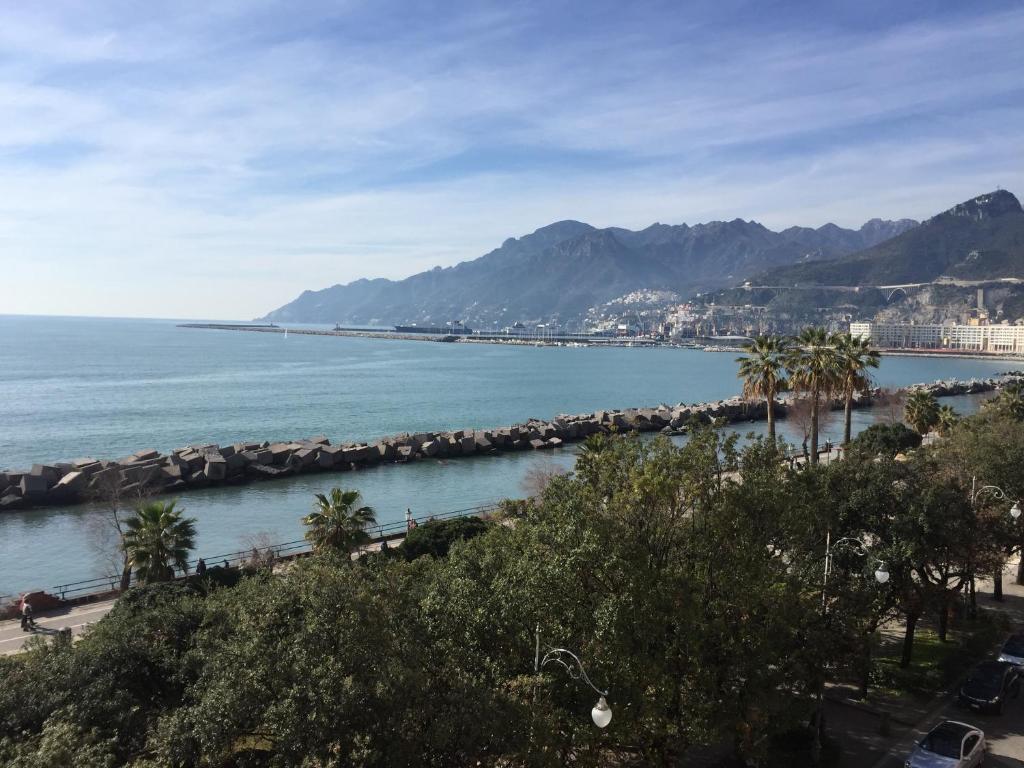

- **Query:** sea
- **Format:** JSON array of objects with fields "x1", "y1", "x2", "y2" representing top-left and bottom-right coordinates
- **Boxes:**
[{"x1": 0, "y1": 315, "x2": 1013, "y2": 597}]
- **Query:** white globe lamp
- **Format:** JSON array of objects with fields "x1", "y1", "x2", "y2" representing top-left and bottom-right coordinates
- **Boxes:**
[
  {"x1": 591, "y1": 696, "x2": 612, "y2": 728},
  {"x1": 874, "y1": 565, "x2": 890, "y2": 584}
]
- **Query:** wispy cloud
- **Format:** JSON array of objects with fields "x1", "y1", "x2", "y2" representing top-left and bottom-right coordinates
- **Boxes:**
[{"x1": 0, "y1": 0, "x2": 1022, "y2": 318}]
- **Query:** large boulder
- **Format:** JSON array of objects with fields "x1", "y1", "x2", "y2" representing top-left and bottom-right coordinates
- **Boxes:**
[
  {"x1": 29, "y1": 464, "x2": 60, "y2": 484},
  {"x1": 20, "y1": 474, "x2": 49, "y2": 500},
  {"x1": 204, "y1": 455, "x2": 228, "y2": 481}
]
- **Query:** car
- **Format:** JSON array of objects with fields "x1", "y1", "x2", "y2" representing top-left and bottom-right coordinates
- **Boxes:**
[
  {"x1": 958, "y1": 660, "x2": 1020, "y2": 714},
  {"x1": 905, "y1": 721, "x2": 985, "y2": 768},
  {"x1": 997, "y1": 632, "x2": 1024, "y2": 669}
]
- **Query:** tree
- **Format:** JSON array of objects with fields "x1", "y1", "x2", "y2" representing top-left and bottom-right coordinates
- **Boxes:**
[
  {"x1": 849, "y1": 423, "x2": 922, "y2": 458},
  {"x1": 87, "y1": 470, "x2": 159, "y2": 591},
  {"x1": 785, "y1": 327, "x2": 840, "y2": 464},
  {"x1": 399, "y1": 516, "x2": 489, "y2": 561},
  {"x1": 984, "y1": 380, "x2": 1024, "y2": 421},
  {"x1": 904, "y1": 390, "x2": 940, "y2": 435},
  {"x1": 936, "y1": 405, "x2": 960, "y2": 436},
  {"x1": 122, "y1": 500, "x2": 196, "y2": 584},
  {"x1": 834, "y1": 333, "x2": 880, "y2": 446},
  {"x1": 302, "y1": 487, "x2": 377, "y2": 555},
  {"x1": 736, "y1": 334, "x2": 790, "y2": 442}
]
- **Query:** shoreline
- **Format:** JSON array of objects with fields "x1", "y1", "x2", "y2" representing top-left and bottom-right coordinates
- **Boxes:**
[
  {"x1": 1, "y1": 375, "x2": 1017, "y2": 516},
  {"x1": 181, "y1": 323, "x2": 1024, "y2": 359}
]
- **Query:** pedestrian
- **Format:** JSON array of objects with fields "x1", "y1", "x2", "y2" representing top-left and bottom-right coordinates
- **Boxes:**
[
  {"x1": 405, "y1": 507, "x2": 413, "y2": 531},
  {"x1": 380, "y1": 538, "x2": 389, "y2": 552},
  {"x1": 195, "y1": 558, "x2": 207, "y2": 577},
  {"x1": 20, "y1": 597, "x2": 34, "y2": 632},
  {"x1": 222, "y1": 559, "x2": 230, "y2": 570}
]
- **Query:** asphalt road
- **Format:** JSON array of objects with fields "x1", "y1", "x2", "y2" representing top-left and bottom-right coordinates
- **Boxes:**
[{"x1": 867, "y1": 687, "x2": 1024, "y2": 768}]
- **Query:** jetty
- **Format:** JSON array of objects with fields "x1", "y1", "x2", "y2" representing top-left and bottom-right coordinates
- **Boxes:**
[
  {"x1": 0, "y1": 376, "x2": 1017, "y2": 514},
  {"x1": 178, "y1": 323, "x2": 665, "y2": 346}
]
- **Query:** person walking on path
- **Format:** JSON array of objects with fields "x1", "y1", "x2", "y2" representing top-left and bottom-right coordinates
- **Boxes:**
[
  {"x1": 20, "y1": 597, "x2": 34, "y2": 632},
  {"x1": 195, "y1": 558, "x2": 207, "y2": 577},
  {"x1": 406, "y1": 508, "x2": 417, "y2": 531}
]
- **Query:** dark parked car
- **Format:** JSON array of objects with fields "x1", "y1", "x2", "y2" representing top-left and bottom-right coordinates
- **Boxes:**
[
  {"x1": 997, "y1": 633, "x2": 1024, "y2": 669},
  {"x1": 958, "y1": 660, "x2": 1020, "y2": 714}
]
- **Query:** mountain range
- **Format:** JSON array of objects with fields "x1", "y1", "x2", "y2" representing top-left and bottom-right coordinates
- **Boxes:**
[
  {"x1": 261, "y1": 215, "x2": 918, "y2": 326},
  {"x1": 752, "y1": 190, "x2": 1024, "y2": 287}
]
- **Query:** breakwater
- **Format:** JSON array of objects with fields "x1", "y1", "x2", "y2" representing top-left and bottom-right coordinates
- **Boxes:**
[{"x1": 0, "y1": 376, "x2": 1015, "y2": 514}]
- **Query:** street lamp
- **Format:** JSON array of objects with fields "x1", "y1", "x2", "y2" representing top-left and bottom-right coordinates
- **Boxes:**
[
  {"x1": 535, "y1": 625, "x2": 612, "y2": 728},
  {"x1": 969, "y1": 477, "x2": 1022, "y2": 605},
  {"x1": 815, "y1": 533, "x2": 887, "y2": 757}
]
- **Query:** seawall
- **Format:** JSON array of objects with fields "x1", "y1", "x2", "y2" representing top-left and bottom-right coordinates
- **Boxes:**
[{"x1": 0, "y1": 376, "x2": 1016, "y2": 514}]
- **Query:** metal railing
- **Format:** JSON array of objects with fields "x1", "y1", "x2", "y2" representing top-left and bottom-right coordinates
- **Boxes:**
[{"x1": 43, "y1": 501, "x2": 502, "y2": 601}]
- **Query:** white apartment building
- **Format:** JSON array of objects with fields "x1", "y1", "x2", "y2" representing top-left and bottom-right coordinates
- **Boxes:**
[{"x1": 850, "y1": 321, "x2": 1024, "y2": 354}]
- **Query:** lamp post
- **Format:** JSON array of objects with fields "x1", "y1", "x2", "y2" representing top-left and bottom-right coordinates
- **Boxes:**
[
  {"x1": 970, "y1": 478, "x2": 1022, "y2": 604},
  {"x1": 814, "y1": 533, "x2": 888, "y2": 757},
  {"x1": 534, "y1": 625, "x2": 612, "y2": 728}
]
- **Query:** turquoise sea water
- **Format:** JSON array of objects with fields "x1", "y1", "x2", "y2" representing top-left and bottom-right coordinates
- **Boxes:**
[{"x1": 0, "y1": 315, "x2": 1012, "y2": 596}]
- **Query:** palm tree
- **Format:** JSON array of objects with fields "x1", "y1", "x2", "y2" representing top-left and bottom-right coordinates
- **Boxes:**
[
  {"x1": 985, "y1": 381, "x2": 1024, "y2": 421},
  {"x1": 123, "y1": 500, "x2": 197, "y2": 584},
  {"x1": 834, "y1": 333, "x2": 880, "y2": 446},
  {"x1": 736, "y1": 335, "x2": 789, "y2": 442},
  {"x1": 904, "y1": 390, "x2": 940, "y2": 435},
  {"x1": 936, "y1": 405, "x2": 960, "y2": 436},
  {"x1": 302, "y1": 487, "x2": 377, "y2": 555},
  {"x1": 785, "y1": 327, "x2": 840, "y2": 465}
]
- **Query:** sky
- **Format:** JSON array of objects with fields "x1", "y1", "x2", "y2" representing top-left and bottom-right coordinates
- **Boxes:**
[{"x1": 1, "y1": 0, "x2": 1023, "y2": 320}]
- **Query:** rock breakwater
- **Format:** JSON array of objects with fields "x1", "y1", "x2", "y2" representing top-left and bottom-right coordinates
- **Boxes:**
[{"x1": 0, "y1": 377, "x2": 1014, "y2": 513}]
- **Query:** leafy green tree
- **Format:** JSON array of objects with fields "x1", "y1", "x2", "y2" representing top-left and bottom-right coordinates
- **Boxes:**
[
  {"x1": 834, "y1": 333, "x2": 880, "y2": 446},
  {"x1": 302, "y1": 487, "x2": 376, "y2": 555},
  {"x1": 785, "y1": 327, "x2": 841, "y2": 464},
  {"x1": 122, "y1": 500, "x2": 196, "y2": 584},
  {"x1": 399, "y1": 516, "x2": 489, "y2": 561},
  {"x1": 904, "y1": 390, "x2": 940, "y2": 435},
  {"x1": 850, "y1": 423, "x2": 922, "y2": 458},
  {"x1": 736, "y1": 334, "x2": 789, "y2": 442}
]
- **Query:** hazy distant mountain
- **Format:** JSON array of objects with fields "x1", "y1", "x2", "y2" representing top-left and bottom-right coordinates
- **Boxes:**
[
  {"x1": 753, "y1": 191, "x2": 1024, "y2": 287},
  {"x1": 260, "y1": 215, "x2": 918, "y2": 326}
]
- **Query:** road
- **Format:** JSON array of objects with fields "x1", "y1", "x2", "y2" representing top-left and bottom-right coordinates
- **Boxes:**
[
  {"x1": 0, "y1": 600, "x2": 115, "y2": 655},
  {"x1": 869, "y1": 689, "x2": 1024, "y2": 768}
]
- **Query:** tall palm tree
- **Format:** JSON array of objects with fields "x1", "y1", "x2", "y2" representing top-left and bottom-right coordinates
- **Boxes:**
[
  {"x1": 736, "y1": 335, "x2": 789, "y2": 442},
  {"x1": 123, "y1": 500, "x2": 197, "y2": 584},
  {"x1": 904, "y1": 390, "x2": 940, "y2": 435},
  {"x1": 785, "y1": 327, "x2": 840, "y2": 465},
  {"x1": 302, "y1": 487, "x2": 377, "y2": 555},
  {"x1": 834, "y1": 333, "x2": 880, "y2": 446},
  {"x1": 936, "y1": 404, "x2": 960, "y2": 436}
]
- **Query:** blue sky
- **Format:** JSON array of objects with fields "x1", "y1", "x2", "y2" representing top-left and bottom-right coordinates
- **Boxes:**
[{"x1": 1, "y1": 0, "x2": 1023, "y2": 319}]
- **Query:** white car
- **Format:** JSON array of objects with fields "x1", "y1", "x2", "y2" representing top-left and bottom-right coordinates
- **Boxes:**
[
  {"x1": 905, "y1": 721, "x2": 985, "y2": 768},
  {"x1": 997, "y1": 633, "x2": 1024, "y2": 668}
]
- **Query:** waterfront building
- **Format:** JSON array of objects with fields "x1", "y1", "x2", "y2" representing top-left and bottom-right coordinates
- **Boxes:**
[{"x1": 851, "y1": 321, "x2": 1024, "y2": 354}]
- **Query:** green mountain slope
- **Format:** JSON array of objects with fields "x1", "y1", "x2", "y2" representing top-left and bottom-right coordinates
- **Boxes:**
[{"x1": 753, "y1": 191, "x2": 1024, "y2": 287}]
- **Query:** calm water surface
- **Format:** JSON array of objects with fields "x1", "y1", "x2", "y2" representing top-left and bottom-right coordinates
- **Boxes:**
[{"x1": 0, "y1": 315, "x2": 1011, "y2": 595}]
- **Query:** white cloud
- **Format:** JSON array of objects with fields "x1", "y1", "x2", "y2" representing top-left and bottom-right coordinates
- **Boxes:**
[{"x1": 0, "y1": 2, "x2": 1022, "y2": 318}]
